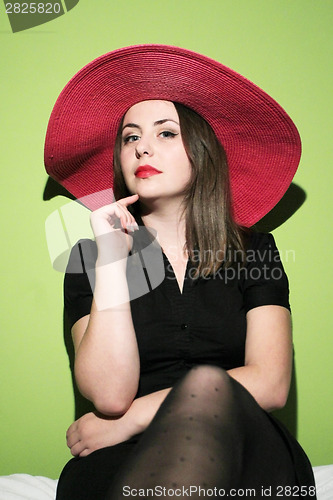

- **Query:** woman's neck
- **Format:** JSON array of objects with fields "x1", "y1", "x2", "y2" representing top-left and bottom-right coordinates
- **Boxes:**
[
  {"x1": 140, "y1": 201, "x2": 187, "y2": 256},
  {"x1": 140, "y1": 202, "x2": 188, "y2": 293}
]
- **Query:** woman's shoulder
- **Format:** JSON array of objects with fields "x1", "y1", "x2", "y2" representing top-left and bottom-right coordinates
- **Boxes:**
[
  {"x1": 65, "y1": 238, "x2": 97, "y2": 275},
  {"x1": 244, "y1": 231, "x2": 283, "y2": 268},
  {"x1": 247, "y1": 230, "x2": 277, "y2": 250}
]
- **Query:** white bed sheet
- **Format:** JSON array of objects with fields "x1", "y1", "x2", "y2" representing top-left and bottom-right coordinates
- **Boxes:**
[
  {"x1": 313, "y1": 465, "x2": 333, "y2": 500},
  {"x1": 0, "y1": 466, "x2": 332, "y2": 499},
  {"x1": 0, "y1": 474, "x2": 57, "y2": 500}
]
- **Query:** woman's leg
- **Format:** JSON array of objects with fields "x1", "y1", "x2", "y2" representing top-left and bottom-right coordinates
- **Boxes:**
[
  {"x1": 55, "y1": 437, "x2": 140, "y2": 500},
  {"x1": 107, "y1": 365, "x2": 298, "y2": 499}
]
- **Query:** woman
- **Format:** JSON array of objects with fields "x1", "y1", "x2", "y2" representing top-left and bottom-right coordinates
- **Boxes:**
[{"x1": 45, "y1": 45, "x2": 316, "y2": 499}]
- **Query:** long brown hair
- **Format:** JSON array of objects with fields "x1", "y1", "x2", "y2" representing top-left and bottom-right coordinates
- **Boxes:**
[{"x1": 113, "y1": 102, "x2": 247, "y2": 278}]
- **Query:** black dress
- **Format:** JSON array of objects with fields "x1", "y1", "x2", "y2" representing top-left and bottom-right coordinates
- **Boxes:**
[{"x1": 56, "y1": 230, "x2": 316, "y2": 499}]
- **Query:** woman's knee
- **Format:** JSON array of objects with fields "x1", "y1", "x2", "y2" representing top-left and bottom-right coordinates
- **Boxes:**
[{"x1": 182, "y1": 364, "x2": 232, "y2": 395}]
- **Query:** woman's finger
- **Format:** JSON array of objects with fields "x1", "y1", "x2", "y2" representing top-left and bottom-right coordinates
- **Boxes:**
[
  {"x1": 93, "y1": 194, "x2": 139, "y2": 219},
  {"x1": 70, "y1": 441, "x2": 86, "y2": 457},
  {"x1": 117, "y1": 193, "x2": 139, "y2": 207},
  {"x1": 111, "y1": 204, "x2": 137, "y2": 230},
  {"x1": 66, "y1": 431, "x2": 78, "y2": 449},
  {"x1": 66, "y1": 422, "x2": 76, "y2": 438},
  {"x1": 90, "y1": 195, "x2": 139, "y2": 234},
  {"x1": 79, "y1": 448, "x2": 92, "y2": 458}
]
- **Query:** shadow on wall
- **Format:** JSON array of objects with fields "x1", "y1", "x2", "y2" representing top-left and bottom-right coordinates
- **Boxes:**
[
  {"x1": 46, "y1": 178, "x2": 306, "y2": 436},
  {"x1": 253, "y1": 183, "x2": 306, "y2": 233},
  {"x1": 274, "y1": 362, "x2": 297, "y2": 437},
  {"x1": 44, "y1": 177, "x2": 76, "y2": 203}
]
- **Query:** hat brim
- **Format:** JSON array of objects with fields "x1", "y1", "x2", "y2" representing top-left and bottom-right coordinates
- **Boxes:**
[{"x1": 44, "y1": 44, "x2": 301, "y2": 227}]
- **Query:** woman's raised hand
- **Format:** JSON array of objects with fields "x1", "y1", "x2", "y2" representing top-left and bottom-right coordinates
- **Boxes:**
[
  {"x1": 71, "y1": 194, "x2": 141, "y2": 394},
  {"x1": 89, "y1": 194, "x2": 139, "y2": 263},
  {"x1": 90, "y1": 194, "x2": 139, "y2": 236}
]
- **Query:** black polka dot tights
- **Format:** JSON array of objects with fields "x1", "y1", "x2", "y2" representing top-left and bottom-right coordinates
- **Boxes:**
[{"x1": 107, "y1": 366, "x2": 297, "y2": 499}]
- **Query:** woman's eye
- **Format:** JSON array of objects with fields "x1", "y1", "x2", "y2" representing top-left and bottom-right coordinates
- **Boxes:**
[
  {"x1": 123, "y1": 134, "x2": 140, "y2": 144},
  {"x1": 160, "y1": 131, "x2": 178, "y2": 139}
]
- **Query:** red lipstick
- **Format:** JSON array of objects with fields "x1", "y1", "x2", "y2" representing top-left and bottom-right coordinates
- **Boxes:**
[{"x1": 135, "y1": 165, "x2": 162, "y2": 178}]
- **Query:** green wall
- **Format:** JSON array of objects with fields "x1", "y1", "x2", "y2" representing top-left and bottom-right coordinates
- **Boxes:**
[{"x1": 1, "y1": 0, "x2": 332, "y2": 479}]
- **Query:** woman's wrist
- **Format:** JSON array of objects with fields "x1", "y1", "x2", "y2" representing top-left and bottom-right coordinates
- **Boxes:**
[
  {"x1": 125, "y1": 388, "x2": 173, "y2": 436},
  {"x1": 93, "y1": 259, "x2": 130, "y2": 311},
  {"x1": 124, "y1": 398, "x2": 148, "y2": 435}
]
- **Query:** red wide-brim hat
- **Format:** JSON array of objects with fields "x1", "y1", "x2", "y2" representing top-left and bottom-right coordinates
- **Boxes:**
[{"x1": 44, "y1": 44, "x2": 301, "y2": 227}]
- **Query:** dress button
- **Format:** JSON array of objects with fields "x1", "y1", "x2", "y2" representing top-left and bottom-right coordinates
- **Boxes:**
[{"x1": 180, "y1": 324, "x2": 188, "y2": 330}]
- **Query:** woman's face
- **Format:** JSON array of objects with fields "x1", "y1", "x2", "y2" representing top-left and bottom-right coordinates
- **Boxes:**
[{"x1": 120, "y1": 100, "x2": 192, "y2": 204}]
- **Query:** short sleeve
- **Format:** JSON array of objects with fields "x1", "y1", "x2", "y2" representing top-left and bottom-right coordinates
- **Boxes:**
[
  {"x1": 64, "y1": 239, "x2": 97, "y2": 329},
  {"x1": 240, "y1": 232, "x2": 290, "y2": 313}
]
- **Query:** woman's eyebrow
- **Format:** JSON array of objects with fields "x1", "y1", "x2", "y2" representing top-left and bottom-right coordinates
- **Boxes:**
[
  {"x1": 122, "y1": 122, "x2": 141, "y2": 132},
  {"x1": 154, "y1": 118, "x2": 179, "y2": 126},
  {"x1": 122, "y1": 118, "x2": 179, "y2": 132}
]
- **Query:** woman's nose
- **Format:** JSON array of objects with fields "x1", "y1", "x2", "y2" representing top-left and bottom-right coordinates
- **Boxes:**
[{"x1": 135, "y1": 139, "x2": 153, "y2": 159}]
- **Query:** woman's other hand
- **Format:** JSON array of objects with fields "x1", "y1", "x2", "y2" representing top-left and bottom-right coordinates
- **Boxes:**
[
  {"x1": 66, "y1": 411, "x2": 134, "y2": 457},
  {"x1": 66, "y1": 388, "x2": 172, "y2": 457}
]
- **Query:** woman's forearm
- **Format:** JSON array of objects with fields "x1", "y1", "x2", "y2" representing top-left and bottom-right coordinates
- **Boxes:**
[
  {"x1": 74, "y1": 259, "x2": 140, "y2": 416},
  {"x1": 66, "y1": 387, "x2": 173, "y2": 457},
  {"x1": 73, "y1": 197, "x2": 142, "y2": 415},
  {"x1": 122, "y1": 387, "x2": 173, "y2": 436}
]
